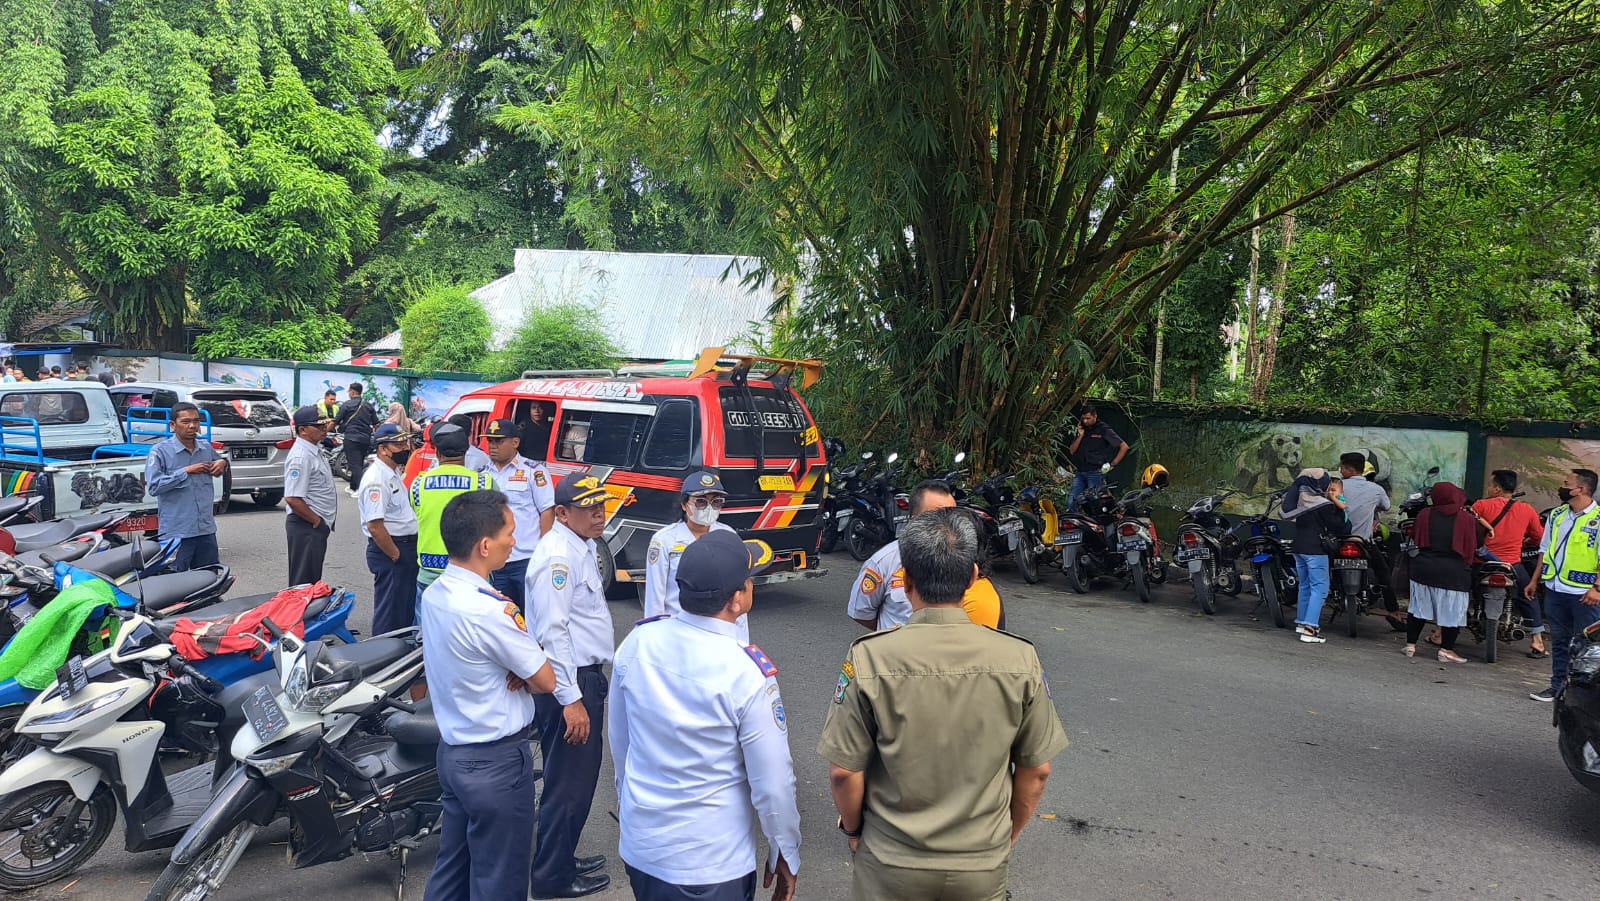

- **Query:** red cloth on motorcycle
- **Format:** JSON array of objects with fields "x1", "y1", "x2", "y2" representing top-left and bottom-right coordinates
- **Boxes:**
[
  {"x1": 167, "y1": 581, "x2": 329, "y2": 660},
  {"x1": 1416, "y1": 482, "x2": 1477, "y2": 566},
  {"x1": 0, "y1": 529, "x2": 13, "y2": 556}
]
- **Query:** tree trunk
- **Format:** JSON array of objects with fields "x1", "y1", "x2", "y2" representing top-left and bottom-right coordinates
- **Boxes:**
[
  {"x1": 1189, "y1": 369, "x2": 1199, "y2": 402},
  {"x1": 1250, "y1": 213, "x2": 1297, "y2": 403},
  {"x1": 1243, "y1": 202, "x2": 1262, "y2": 381}
]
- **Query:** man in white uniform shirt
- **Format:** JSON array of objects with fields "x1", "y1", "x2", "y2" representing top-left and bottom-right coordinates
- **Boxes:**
[
  {"x1": 642, "y1": 471, "x2": 746, "y2": 641},
  {"x1": 483, "y1": 417, "x2": 555, "y2": 611},
  {"x1": 420, "y1": 490, "x2": 556, "y2": 901},
  {"x1": 526, "y1": 473, "x2": 616, "y2": 898},
  {"x1": 610, "y1": 530, "x2": 800, "y2": 901}
]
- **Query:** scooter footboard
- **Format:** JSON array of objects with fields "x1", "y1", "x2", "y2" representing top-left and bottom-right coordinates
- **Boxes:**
[
  {"x1": 0, "y1": 747, "x2": 104, "y2": 801},
  {"x1": 170, "y1": 764, "x2": 278, "y2": 865}
]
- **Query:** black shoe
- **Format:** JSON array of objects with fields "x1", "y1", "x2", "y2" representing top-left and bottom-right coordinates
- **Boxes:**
[
  {"x1": 531, "y1": 873, "x2": 610, "y2": 899},
  {"x1": 575, "y1": 855, "x2": 607, "y2": 876},
  {"x1": 1530, "y1": 688, "x2": 1558, "y2": 703}
]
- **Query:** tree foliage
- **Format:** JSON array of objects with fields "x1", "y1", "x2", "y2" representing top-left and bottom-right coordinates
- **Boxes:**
[
  {"x1": 0, "y1": 0, "x2": 391, "y2": 355},
  {"x1": 423, "y1": 0, "x2": 1600, "y2": 468},
  {"x1": 483, "y1": 303, "x2": 621, "y2": 381},
  {"x1": 399, "y1": 285, "x2": 492, "y2": 373}
]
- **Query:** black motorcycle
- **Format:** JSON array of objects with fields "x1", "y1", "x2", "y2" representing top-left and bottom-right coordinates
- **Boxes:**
[
  {"x1": 1555, "y1": 620, "x2": 1600, "y2": 794},
  {"x1": 818, "y1": 439, "x2": 868, "y2": 554},
  {"x1": 1173, "y1": 488, "x2": 1244, "y2": 615},
  {"x1": 1057, "y1": 484, "x2": 1164, "y2": 599},
  {"x1": 845, "y1": 452, "x2": 906, "y2": 561},
  {"x1": 1237, "y1": 491, "x2": 1297, "y2": 628},
  {"x1": 952, "y1": 468, "x2": 1031, "y2": 577}
]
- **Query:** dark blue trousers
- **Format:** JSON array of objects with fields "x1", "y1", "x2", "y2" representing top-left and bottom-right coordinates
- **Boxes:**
[
  {"x1": 367, "y1": 535, "x2": 419, "y2": 636},
  {"x1": 491, "y1": 557, "x2": 530, "y2": 612},
  {"x1": 626, "y1": 863, "x2": 756, "y2": 900},
  {"x1": 425, "y1": 735, "x2": 538, "y2": 901},
  {"x1": 531, "y1": 666, "x2": 607, "y2": 892},
  {"x1": 171, "y1": 533, "x2": 219, "y2": 571}
]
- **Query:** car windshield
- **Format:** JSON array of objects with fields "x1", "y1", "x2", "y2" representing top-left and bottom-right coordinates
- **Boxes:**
[{"x1": 195, "y1": 396, "x2": 290, "y2": 428}]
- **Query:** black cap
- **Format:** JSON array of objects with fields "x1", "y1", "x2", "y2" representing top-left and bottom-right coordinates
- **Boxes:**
[
  {"x1": 555, "y1": 472, "x2": 609, "y2": 508},
  {"x1": 431, "y1": 422, "x2": 469, "y2": 458},
  {"x1": 292, "y1": 405, "x2": 333, "y2": 429},
  {"x1": 485, "y1": 418, "x2": 520, "y2": 440},
  {"x1": 675, "y1": 531, "x2": 775, "y2": 603}
]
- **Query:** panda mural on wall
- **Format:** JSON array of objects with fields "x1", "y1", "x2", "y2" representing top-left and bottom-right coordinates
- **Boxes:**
[{"x1": 1234, "y1": 433, "x2": 1304, "y2": 494}]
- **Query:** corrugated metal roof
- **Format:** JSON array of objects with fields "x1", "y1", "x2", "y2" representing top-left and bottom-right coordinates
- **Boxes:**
[{"x1": 470, "y1": 249, "x2": 780, "y2": 359}]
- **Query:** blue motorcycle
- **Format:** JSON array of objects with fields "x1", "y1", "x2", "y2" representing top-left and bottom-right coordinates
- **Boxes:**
[{"x1": 1236, "y1": 491, "x2": 1296, "y2": 628}]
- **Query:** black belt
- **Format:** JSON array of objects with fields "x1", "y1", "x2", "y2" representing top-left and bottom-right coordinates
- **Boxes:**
[
  {"x1": 577, "y1": 664, "x2": 606, "y2": 675},
  {"x1": 446, "y1": 726, "x2": 532, "y2": 750},
  {"x1": 392, "y1": 534, "x2": 418, "y2": 543}
]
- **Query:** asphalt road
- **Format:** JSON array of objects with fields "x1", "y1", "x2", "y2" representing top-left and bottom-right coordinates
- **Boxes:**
[{"x1": 15, "y1": 493, "x2": 1600, "y2": 900}]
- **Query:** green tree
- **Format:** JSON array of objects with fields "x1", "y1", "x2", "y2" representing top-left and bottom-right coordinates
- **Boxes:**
[
  {"x1": 0, "y1": 0, "x2": 392, "y2": 355},
  {"x1": 410, "y1": 0, "x2": 1600, "y2": 468},
  {"x1": 483, "y1": 303, "x2": 621, "y2": 380},
  {"x1": 399, "y1": 285, "x2": 492, "y2": 372}
]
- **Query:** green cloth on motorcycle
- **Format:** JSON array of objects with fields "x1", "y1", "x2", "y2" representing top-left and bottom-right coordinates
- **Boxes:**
[{"x1": 0, "y1": 579, "x2": 120, "y2": 690}]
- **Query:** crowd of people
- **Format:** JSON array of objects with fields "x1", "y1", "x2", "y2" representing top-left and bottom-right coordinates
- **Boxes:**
[{"x1": 0, "y1": 359, "x2": 119, "y2": 386}]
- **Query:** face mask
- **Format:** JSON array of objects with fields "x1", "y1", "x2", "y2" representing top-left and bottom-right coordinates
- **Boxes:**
[
  {"x1": 392, "y1": 449, "x2": 412, "y2": 466},
  {"x1": 689, "y1": 505, "x2": 720, "y2": 528},
  {"x1": 1558, "y1": 487, "x2": 1575, "y2": 504}
]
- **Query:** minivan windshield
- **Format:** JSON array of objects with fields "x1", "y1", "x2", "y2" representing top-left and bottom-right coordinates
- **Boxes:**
[{"x1": 194, "y1": 395, "x2": 291, "y2": 429}]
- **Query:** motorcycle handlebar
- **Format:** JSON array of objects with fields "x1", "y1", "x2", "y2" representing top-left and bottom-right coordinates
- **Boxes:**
[{"x1": 172, "y1": 657, "x2": 224, "y2": 693}]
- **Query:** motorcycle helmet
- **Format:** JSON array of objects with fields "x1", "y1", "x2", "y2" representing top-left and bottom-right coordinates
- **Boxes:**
[
  {"x1": 822, "y1": 437, "x2": 846, "y2": 461},
  {"x1": 1141, "y1": 464, "x2": 1170, "y2": 490}
]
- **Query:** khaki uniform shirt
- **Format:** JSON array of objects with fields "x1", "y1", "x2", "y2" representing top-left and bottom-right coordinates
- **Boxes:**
[{"x1": 817, "y1": 606, "x2": 1068, "y2": 869}]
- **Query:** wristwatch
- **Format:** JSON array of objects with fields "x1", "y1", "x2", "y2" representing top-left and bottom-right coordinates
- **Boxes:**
[{"x1": 837, "y1": 816, "x2": 863, "y2": 838}]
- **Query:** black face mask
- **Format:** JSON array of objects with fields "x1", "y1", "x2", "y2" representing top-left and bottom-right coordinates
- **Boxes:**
[
  {"x1": 1558, "y1": 487, "x2": 1576, "y2": 504},
  {"x1": 392, "y1": 449, "x2": 412, "y2": 466}
]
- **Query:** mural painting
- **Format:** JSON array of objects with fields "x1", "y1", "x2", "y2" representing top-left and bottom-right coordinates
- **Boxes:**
[
  {"x1": 1483, "y1": 436, "x2": 1600, "y2": 513},
  {"x1": 410, "y1": 378, "x2": 494, "y2": 419},
  {"x1": 299, "y1": 369, "x2": 406, "y2": 415}
]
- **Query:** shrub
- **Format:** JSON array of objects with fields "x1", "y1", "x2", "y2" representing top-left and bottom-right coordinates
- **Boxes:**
[
  {"x1": 483, "y1": 303, "x2": 620, "y2": 380},
  {"x1": 399, "y1": 286, "x2": 492, "y2": 373}
]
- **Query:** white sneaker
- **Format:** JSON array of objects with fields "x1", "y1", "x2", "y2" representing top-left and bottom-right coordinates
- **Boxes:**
[{"x1": 1296, "y1": 626, "x2": 1326, "y2": 644}]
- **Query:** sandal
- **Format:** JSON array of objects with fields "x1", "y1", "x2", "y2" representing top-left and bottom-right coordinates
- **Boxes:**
[
  {"x1": 1402, "y1": 645, "x2": 1416, "y2": 658},
  {"x1": 1438, "y1": 649, "x2": 1468, "y2": 664},
  {"x1": 1528, "y1": 647, "x2": 1548, "y2": 659},
  {"x1": 1383, "y1": 614, "x2": 1407, "y2": 633}
]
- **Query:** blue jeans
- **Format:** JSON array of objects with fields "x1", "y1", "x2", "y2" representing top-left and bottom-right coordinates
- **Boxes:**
[
  {"x1": 1545, "y1": 589, "x2": 1600, "y2": 691},
  {"x1": 171, "y1": 533, "x2": 219, "y2": 572},
  {"x1": 1068, "y1": 471, "x2": 1105, "y2": 514},
  {"x1": 1294, "y1": 554, "x2": 1330, "y2": 629},
  {"x1": 491, "y1": 557, "x2": 529, "y2": 612}
]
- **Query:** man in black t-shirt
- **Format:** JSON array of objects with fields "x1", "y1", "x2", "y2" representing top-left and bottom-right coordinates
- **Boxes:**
[
  {"x1": 334, "y1": 382, "x2": 378, "y2": 493},
  {"x1": 1066, "y1": 404, "x2": 1129, "y2": 513}
]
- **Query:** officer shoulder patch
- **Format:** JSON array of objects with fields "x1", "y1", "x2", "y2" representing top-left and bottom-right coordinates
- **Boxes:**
[
  {"x1": 888, "y1": 568, "x2": 906, "y2": 591},
  {"x1": 551, "y1": 563, "x2": 569, "y2": 590},
  {"x1": 634, "y1": 614, "x2": 670, "y2": 626},
  {"x1": 503, "y1": 602, "x2": 527, "y2": 632},
  {"x1": 533, "y1": 470, "x2": 548, "y2": 487},
  {"x1": 833, "y1": 664, "x2": 852, "y2": 704},
  {"x1": 647, "y1": 545, "x2": 660, "y2": 565},
  {"x1": 858, "y1": 566, "x2": 881, "y2": 595},
  {"x1": 365, "y1": 486, "x2": 382, "y2": 505},
  {"x1": 743, "y1": 644, "x2": 778, "y2": 677},
  {"x1": 772, "y1": 698, "x2": 787, "y2": 732}
]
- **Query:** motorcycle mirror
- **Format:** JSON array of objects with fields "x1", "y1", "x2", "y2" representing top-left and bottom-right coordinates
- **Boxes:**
[
  {"x1": 953, "y1": 452, "x2": 968, "y2": 465},
  {"x1": 861, "y1": 451, "x2": 874, "y2": 460},
  {"x1": 887, "y1": 453, "x2": 899, "y2": 464},
  {"x1": 1426, "y1": 466, "x2": 1440, "y2": 477}
]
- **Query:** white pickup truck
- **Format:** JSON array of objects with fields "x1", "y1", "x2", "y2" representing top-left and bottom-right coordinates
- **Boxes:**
[{"x1": 0, "y1": 382, "x2": 228, "y2": 535}]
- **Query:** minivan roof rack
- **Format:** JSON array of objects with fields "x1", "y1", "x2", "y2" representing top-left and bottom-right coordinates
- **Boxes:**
[
  {"x1": 519, "y1": 368, "x2": 617, "y2": 379},
  {"x1": 687, "y1": 346, "x2": 822, "y2": 390}
]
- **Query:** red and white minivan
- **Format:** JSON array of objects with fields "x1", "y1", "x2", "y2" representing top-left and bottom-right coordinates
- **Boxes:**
[{"x1": 409, "y1": 348, "x2": 829, "y2": 594}]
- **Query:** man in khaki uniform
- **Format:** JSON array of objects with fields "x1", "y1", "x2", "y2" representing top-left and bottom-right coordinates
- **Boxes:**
[{"x1": 819, "y1": 507, "x2": 1068, "y2": 901}]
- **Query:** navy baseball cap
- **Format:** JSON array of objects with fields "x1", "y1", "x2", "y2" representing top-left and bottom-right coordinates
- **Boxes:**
[
  {"x1": 484, "y1": 418, "x2": 520, "y2": 440},
  {"x1": 555, "y1": 472, "x2": 610, "y2": 509},
  {"x1": 676, "y1": 531, "x2": 775, "y2": 603},
  {"x1": 292, "y1": 405, "x2": 333, "y2": 428},
  {"x1": 682, "y1": 471, "x2": 725, "y2": 496},
  {"x1": 431, "y1": 422, "x2": 469, "y2": 458},
  {"x1": 373, "y1": 423, "x2": 410, "y2": 444}
]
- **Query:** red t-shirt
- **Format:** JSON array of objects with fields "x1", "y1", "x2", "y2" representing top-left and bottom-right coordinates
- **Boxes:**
[{"x1": 1471, "y1": 497, "x2": 1543, "y2": 565}]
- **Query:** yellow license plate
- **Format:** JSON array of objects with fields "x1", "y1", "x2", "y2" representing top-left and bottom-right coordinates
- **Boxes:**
[{"x1": 758, "y1": 475, "x2": 796, "y2": 492}]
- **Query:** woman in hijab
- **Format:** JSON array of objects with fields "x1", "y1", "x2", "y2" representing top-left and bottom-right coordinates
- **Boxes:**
[
  {"x1": 383, "y1": 402, "x2": 419, "y2": 436},
  {"x1": 1282, "y1": 468, "x2": 1351, "y2": 644},
  {"x1": 1403, "y1": 481, "x2": 1482, "y2": 663}
]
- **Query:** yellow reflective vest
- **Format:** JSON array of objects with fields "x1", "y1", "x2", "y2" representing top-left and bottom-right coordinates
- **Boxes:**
[
  {"x1": 1540, "y1": 502, "x2": 1600, "y2": 592},
  {"x1": 409, "y1": 464, "x2": 494, "y2": 585}
]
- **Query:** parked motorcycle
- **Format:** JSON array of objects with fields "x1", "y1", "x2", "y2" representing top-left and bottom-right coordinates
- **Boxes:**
[
  {"x1": 146, "y1": 618, "x2": 430, "y2": 901},
  {"x1": 817, "y1": 437, "x2": 861, "y2": 554},
  {"x1": 845, "y1": 452, "x2": 906, "y2": 562},
  {"x1": 1173, "y1": 487, "x2": 1244, "y2": 615},
  {"x1": 1057, "y1": 469, "x2": 1168, "y2": 599},
  {"x1": 1556, "y1": 620, "x2": 1600, "y2": 794},
  {"x1": 1013, "y1": 484, "x2": 1063, "y2": 585},
  {"x1": 1236, "y1": 491, "x2": 1296, "y2": 628},
  {"x1": 1328, "y1": 534, "x2": 1394, "y2": 638},
  {"x1": 0, "y1": 512, "x2": 131, "y2": 555},
  {"x1": 1464, "y1": 559, "x2": 1519, "y2": 663},
  {"x1": 951, "y1": 465, "x2": 1032, "y2": 577},
  {"x1": 1109, "y1": 484, "x2": 1167, "y2": 602}
]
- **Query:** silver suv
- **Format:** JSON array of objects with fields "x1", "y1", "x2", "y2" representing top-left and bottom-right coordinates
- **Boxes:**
[{"x1": 108, "y1": 381, "x2": 292, "y2": 507}]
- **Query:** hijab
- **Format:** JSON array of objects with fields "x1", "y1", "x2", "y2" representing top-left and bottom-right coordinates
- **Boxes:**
[
  {"x1": 1280, "y1": 468, "x2": 1331, "y2": 520},
  {"x1": 1416, "y1": 481, "x2": 1477, "y2": 565},
  {"x1": 385, "y1": 402, "x2": 417, "y2": 434}
]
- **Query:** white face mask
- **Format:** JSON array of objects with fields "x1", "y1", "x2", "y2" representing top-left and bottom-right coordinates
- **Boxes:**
[{"x1": 689, "y1": 505, "x2": 720, "y2": 528}]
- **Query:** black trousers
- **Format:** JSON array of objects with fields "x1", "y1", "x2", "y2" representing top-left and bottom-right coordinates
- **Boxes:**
[
  {"x1": 286, "y1": 516, "x2": 330, "y2": 587},
  {"x1": 531, "y1": 665, "x2": 607, "y2": 891},
  {"x1": 626, "y1": 864, "x2": 756, "y2": 901},
  {"x1": 367, "y1": 535, "x2": 419, "y2": 635},
  {"x1": 426, "y1": 735, "x2": 538, "y2": 901},
  {"x1": 344, "y1": 439, "x2": 371, "y2": 490}
]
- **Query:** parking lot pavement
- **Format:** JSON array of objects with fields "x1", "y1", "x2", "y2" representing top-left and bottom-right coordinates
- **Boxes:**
[{"x1": 14, "y1": 495, "x2": 1599, "y2": 900}]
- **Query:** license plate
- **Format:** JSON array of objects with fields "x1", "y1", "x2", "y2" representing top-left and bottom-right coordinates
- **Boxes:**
[
  {"x1": 1332, "y1": 558, "x2": 1368, "y2": 569},
  {"x1": 1056, "y1": 532, "x2": 1083, "y2": 545},
  {"x1": 758, "y1": 475, "x2": 796, "y2": 492},
  {"x1": 242, "y1": 686, "x2": 291, "y2": 744},
  {"x1": 231, "y1": 445, "x2": 269, "y2": 460},
  {"x1": 1177, "y1": 547, "x2": 1211, "y2": 560},
  {"x1": 117, "y1": 514, "x2": 155, "y2": 533},
  {"x1": 1119, "y1": 540, "x2": 1145, "y2": 551},
  {"x1": 998, "y1": 520, "x2": 1022, "y2": 535}
]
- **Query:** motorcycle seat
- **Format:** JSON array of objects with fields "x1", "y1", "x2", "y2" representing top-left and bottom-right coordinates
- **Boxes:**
[
  {"x1": 7, "y1": 521, "x2": 82, "y2": 552},
  {"x1": 67, "y1": 513, "x2": 122, "y2": 533},
  {"x1": 13, "y1": 540, "x2": 97, "y2": 568},
  {"x1": 149, "y1": 591, "x2": 333, "y2": 636},
  {"x1": 75, "y1": 542, "x2": 163, "y2": 579},
  {"x1": 0, "y1": 496, "x2": 34, "y2": 520},
  {"x1": 120, "y1": 567, "x2": 230, "y2": 613},
  {"x1": 385, "y1": 697, "x2": 440, "y2": 747},
  {"x1": 322, "y1": 636, "x2": 415, "y2": 679}
]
